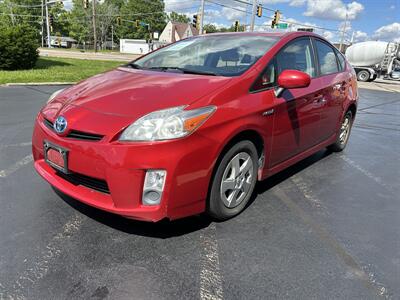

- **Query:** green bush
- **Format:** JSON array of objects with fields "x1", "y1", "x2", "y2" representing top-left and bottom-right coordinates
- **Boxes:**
[{"x1": 0, "y1": 25, "x2": 39, "y2": 70}]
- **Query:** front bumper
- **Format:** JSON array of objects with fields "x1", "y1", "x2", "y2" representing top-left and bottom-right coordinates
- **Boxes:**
[{"x1": 32, "y1": 114, "x2": 218, "y2": 222}]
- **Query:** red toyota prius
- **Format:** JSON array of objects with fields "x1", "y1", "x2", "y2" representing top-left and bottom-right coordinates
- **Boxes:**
[{"x1": 32, "y1": 32, "x2": 358, "y2": 222}]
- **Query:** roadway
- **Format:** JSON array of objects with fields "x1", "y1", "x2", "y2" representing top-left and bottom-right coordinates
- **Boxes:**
[
  {"x1": 39, "y1": 48, "x2": 141, "y2": 62},
  {"x1": 0, "y1": 85, "x2": 399, "y2": 299}
]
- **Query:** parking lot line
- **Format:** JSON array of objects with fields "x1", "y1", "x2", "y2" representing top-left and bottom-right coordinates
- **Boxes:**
[
  {"x1": 199, "y1": 223, "x2": 224, "y2": 300},
  {"x1": 0, "y1": 155, "x2": 33, "y2": 178},
  {"x1": 291, "y1": 175, "x2": 323, "y2": 209},
  {"x1": 359, "y1": 99, "x2": 400, "y2": 112},
  {"x1": 273, "y1": 186, "x2": 389, "y2": 298},
  {"x1": 338, "y1": 155, "x2": 392, "y2": 191}
]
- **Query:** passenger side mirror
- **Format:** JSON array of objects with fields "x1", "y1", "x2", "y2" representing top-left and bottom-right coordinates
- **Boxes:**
[{"x1": 275, "y1": 70, "x2": 311, "y2": 97}]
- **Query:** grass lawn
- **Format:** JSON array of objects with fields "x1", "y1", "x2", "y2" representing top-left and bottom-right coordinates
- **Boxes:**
[{"x1": 0, "y1": 57, "x2": 124, "y2": 84}]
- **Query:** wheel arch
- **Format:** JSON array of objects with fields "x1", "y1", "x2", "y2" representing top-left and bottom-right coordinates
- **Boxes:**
[
  {"x1": 205, "y1": 128, "x2": 265, "y2": 213},
  {"x1": 347, "y1": 102, "x2": 357, "y2": 119}
]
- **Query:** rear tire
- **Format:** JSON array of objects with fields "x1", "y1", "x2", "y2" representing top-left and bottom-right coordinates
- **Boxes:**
[
  {"x1": 328, "y1": 111, "x2": 353, "y2": 152},
  {"x1": 207, "y1": 141, "x2": 258, "y2": 221},
  {"x1": 357, "y1": 70, "x2": 370, "y2": 82}
]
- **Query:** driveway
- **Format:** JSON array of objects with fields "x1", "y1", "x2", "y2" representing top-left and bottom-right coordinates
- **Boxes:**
[{"x1": 0, "y1": 86, "x2": 399, "y2": 299}]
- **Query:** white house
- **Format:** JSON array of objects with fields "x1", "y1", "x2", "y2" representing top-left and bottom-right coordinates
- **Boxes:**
[{"x1": 159, "y1": 21, "x2": 199, "y2": 44}]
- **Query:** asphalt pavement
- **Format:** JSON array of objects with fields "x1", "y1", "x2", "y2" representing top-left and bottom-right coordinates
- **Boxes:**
[{"x1": 0, "y1": 84, "x2": 399, "y2": 299}]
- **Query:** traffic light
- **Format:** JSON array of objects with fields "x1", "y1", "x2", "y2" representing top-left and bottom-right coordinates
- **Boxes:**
[
  {"x1": 117, "y1": 17, "x2": 121, "y2": 26},
  {"x1": 234, "y1": 20, "x2": 240, "y2": 32},
  {"x1": 83, "y1": 0, "x2": 89, "y2": 9},
  {"x1": 134, "y1": 20, "x2": 139, "y2": 27},
  {"x1": 192, "y1": 15, "x2": 198, "y2": 29},
  {"x1": 49, "y1": 15, "x2": 54, "y2": 27},
  {"x1": 257, "y1": 5, "x2": 262, "y2": 17},
  {"x1": 271, "y1": 10, "x2": 281, "y2": 28}
]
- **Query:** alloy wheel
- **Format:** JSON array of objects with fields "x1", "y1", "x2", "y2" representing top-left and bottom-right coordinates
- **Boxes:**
[
  {"x1": 339, "y1": 114, "x2": 351, "y2": 145},
  {"x1": 220, "y1": 152, "x2": 254, "y2": 208}
]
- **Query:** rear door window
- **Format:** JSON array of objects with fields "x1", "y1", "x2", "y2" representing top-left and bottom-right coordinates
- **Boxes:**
[{"x1": 314, "y1": 39, "x2": 340, "y2": 75}]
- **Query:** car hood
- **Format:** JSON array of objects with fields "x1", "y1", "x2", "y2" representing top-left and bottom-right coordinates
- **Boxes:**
[{"x1": 44, "y1": 68, "x2": 232, "y2": 119}]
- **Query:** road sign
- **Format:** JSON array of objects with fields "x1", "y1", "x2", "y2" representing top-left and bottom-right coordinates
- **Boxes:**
[{"x1": 276, "y1": 23, "x2": 288, "y2": 29}]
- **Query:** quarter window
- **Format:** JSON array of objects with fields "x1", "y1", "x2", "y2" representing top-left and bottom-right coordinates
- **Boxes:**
[
  {"x1": 314, "y1": 40, "x2": 339, "y2": 75},
  {"x1": 334, "y1": 48, "x2": 346, "y2": 71},
  {"x1": 276, "y1": 38, "x2": 316, "y2": 78},
  {"x1": 251, "y1": 61, "x2": 276, "y2": 91}
]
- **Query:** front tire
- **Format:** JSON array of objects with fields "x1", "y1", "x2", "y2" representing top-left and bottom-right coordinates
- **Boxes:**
[
  {"x1": 207, "y1": 141, "x2": 258, "y2": 220},
  {"x1": 328, "y1": 111, "x2": 353, "y2": 152}
]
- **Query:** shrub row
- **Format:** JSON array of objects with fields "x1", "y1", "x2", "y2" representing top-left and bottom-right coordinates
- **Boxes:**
[{"x1": 0, "y1": 25, "x2": 39, "y2": 70}]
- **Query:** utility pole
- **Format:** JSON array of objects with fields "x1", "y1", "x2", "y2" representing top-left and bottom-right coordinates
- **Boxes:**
[
  {"x1": 250, "y1": 0, "x2": 257, "y2": 32},
  {"x1": 8, "y1": 2, "x2": 15, "y2": 25},
  {"x1": 92, "y1": 0, "x2": 97, "y2": 52},
  {"x1": 244, "y1": 0, "x2": 250, "y2": 32},
  {"x1": 41, "y1": 0, "x2": 44, "y2": 47},
  {"x1": 339, "y1": 12, "x2": 348, "y2": 53},
  {"x1": 111, "y1": 25, "x2": 114, "y2": 50},
  {"x1": 199, "y1": 0, "x2": 205, "y2": 34},
  {"x1": 45, "y1": 0, "x2": 51, "y2": 48}
]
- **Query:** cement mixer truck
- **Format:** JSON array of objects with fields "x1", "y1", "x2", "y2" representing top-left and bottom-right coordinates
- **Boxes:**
[{"x1": 345, "y1": 41, "x2": 400, "y2": 82}]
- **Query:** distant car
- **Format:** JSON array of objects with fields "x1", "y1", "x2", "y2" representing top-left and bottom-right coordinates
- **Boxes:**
[{"x1": 32, "y1": 32, "x2": 358, "y2": 222}]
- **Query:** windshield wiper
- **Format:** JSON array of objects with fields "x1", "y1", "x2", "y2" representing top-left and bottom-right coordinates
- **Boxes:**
[{"x1": 148, "y1": 66, "x2": 218, "y2": 76}]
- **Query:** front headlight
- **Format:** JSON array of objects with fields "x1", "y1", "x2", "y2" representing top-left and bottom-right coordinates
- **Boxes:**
[
  {"x1": 47, "y1": 88, "x2": 65, "y2": 104},
  {"x1": 119, "y1": 105, "x2": 216, "y2": 141}
]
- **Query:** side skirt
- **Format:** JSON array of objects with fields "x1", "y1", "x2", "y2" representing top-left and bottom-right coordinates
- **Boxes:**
[{"x1": 260, "y1": 134, "x2": 337, "y2": 180}]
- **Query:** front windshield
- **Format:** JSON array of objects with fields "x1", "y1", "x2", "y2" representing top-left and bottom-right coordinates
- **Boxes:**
[{"x1": 132, "y1": 35, "x2": 279, "y2": 77}]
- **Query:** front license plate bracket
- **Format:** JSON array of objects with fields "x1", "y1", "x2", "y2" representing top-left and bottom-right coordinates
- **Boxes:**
[{"x1": 44, "y1": 140, "x2": 69, "y2": 174}]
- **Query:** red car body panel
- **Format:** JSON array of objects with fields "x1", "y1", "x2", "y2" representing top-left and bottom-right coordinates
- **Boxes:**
[{"x1": 32, "y1": 32, "x2": 358, "y2": 222}]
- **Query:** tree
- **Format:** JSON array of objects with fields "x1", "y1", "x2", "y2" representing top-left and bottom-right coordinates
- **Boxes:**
[
  {"x1": 104, "y1": 0, "x2": 124, "y2": 10},
  {"x1": 0, "y1": 24, "x2": 39, "y2": 70},
  {"x1": 227, "y1": 24, "x2": 246, "y2": 32},
  {"x1": 68, "y1": 0, "x2": 91, "y2": 47},
  {"x1": 116, "y1": 0, "x2": 166, "y2": 40},
  {"x1": 168, "y1": 11, "x2": 190, "y2": 23},
  {"x1": 0, "y1": 0, "x2": 43, "y2": 32},
  {"x1": 49, "y1": 1, "x2": 71, "y2": 37},
  {"x1": 96, "y1": 1, "x2": 119, "y2": 49},
  {"x1": 203, "y1": 24, "x2": 218, "y2": 34}
]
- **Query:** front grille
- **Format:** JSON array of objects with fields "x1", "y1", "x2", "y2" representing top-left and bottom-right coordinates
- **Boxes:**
[
  {"x1": 67, "y1": 130, "x2": 104, "y2": 141},
  {"x1": 43, "y1": 119, "x2": 104, "y2": 141},
  {"x1": 56, "y1": 171, "x2": 110, "y2": 194}
]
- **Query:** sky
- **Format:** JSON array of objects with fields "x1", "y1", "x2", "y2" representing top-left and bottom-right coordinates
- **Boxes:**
[{"x1": 164, "y1": 0, "x2": 400, "y2": 43}]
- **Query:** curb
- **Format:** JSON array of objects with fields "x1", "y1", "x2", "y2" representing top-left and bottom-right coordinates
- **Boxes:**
[{"x1": 1, "y1": 82, "x2": 76, "y2": 87}]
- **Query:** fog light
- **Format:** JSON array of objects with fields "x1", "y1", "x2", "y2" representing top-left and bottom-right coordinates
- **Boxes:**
[{"x1": 142, "y1": 170, "x2": 166, "y2": 205}]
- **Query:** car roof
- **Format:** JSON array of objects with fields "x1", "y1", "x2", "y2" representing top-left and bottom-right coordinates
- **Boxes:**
[{"x1": 200, "y1": 31, "x2": 321, "y2": 39}]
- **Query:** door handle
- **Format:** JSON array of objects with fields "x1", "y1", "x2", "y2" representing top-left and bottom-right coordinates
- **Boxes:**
[
  {"x1": 313, "y1": 94, "x2": 324, "y2": 101},
  {"x1": 313, "y1": 94, "x2": 327, "y2": 104}
]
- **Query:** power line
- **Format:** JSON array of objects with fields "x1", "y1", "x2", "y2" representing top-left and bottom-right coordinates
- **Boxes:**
[{"x1": 206, "y1": 0, "x2": 342, "y2": 34}]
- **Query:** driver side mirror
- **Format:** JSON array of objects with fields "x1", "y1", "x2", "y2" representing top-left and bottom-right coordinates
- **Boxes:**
[{"x1": 275, "y1": 70, "x2": 311, "y2": 97}]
